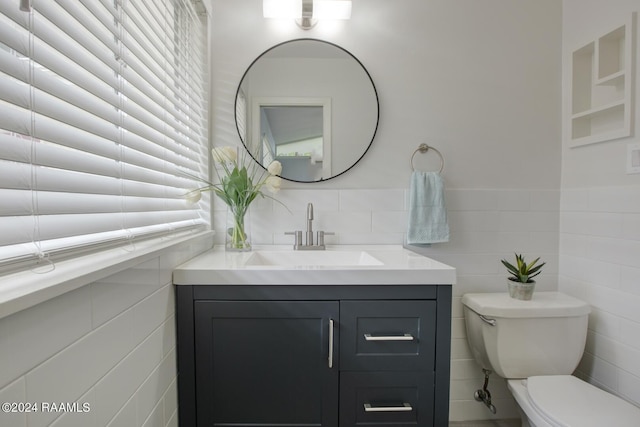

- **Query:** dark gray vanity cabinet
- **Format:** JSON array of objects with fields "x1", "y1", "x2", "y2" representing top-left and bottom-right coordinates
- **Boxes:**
[{"x1": 176, "y1": 285, "x2": 451, "y2": 427}]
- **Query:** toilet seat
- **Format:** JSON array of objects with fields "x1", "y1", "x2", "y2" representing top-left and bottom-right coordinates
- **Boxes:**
[{"x1": 525, "y1": 375, "x2": 640, "y2": 426}]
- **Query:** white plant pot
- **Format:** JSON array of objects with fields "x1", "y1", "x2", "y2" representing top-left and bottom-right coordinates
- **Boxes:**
[{"x1": 508, "y1": 279, "x2": 536, "y2": 300}]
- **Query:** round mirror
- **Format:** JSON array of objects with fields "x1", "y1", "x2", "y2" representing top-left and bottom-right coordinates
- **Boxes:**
[{"x1": 235, "y1": 39, "x2": 379, "y2": 182}]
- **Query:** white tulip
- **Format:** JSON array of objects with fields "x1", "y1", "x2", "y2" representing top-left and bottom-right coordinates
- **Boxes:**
[
  {"x1": 267, "y1": 160, "x2": 282, "y2": 175},
  {"x1": 184, "y1": 189, "x2": 202, "y2": 205},
  {"x1": 264, "y1": 176, "x2": 282, "y2": 193},
  {"x1": 211, "y1": 146, "x2": 237, "y2": 163}
]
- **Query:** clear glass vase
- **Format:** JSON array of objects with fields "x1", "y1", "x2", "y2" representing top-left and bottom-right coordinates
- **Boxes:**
[{"x1": 225, "y1": 205, "x2": 251, "y2": 252}]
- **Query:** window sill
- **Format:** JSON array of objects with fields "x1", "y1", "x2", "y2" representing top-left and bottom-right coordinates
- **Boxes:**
[{"x1": 0, "y1": 230, "x2": 214, "y2": 320}]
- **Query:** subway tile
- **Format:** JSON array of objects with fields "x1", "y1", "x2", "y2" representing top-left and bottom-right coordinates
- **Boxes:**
[
  {"x1": 529, "y1": 190, "x2": 560, "y2": 211},
  {"x1": 588, "y1": 236, "x2": 640, "y2": 270},
  {"x1": 620, "y1": 266, "x2": 640, "y2": 296},
  {"x1": 497, "y1": 189, "x2": 531, "y2": 211},
  {"x1": 448, "y1": 211, "x2": 499, "y2": 232},
  {"x1": 617, "y1": 343, "x2": 640, "y2": 378},
  {"x1": 578, "y1": 352, "x2": 619, "y2": 392},
  {"x1": 320, "y1": 212, "x2": 372, "y2": 233},
  {"x1": 273, "y1": 189, "x2": 340, "y2": 213},
  {"x1": 335, "y1": 232, "x2": 403, "y2": 245},
  {"x1": 498, "y1": 211, "x2": 559, "y2": 232},
  {"x1": 619, "y1": 371, "x2": 640, "y2": 407},
  {"x1": 163, "y1": 379, "x2": 178, "y2": 426},
  {"x1": 558, "y1": 233, "x2": 590, "y2": 258},
  {"x1": 451, "y1": 359, "x2": 485, "y2": 381},
  {"x1": 371, "y1": 211, "x2": 406, "y2": 233},
  {"x1": 560, "y1": 188, "x2": 589, "y2": 211},
  {"x1": 450, "y1": 338, "x2": 472, "y2": 359},
  {"x1": 0, "y1": 378, "x2": 27, "y2": 427},
  {"x1": 339, "y1": 189, "x2": 404, "y2": 212},
  {"x1": 105, "y1": 397, "x2": 136, "y2": 427},
  {"x1": 560, "y1": 212, "x2": 623, "y2": 238},
  {"x1": 589, "y1": 308, "x2": 621, "y2": 341},
  {"x1": 451, "y1": 318, "x2": 467, "y2": 339},
  {"x1": 93, "y1": 327, "x2": 164, "y2": 427},
  {"x1": 25, "y1": 309, "x2": 135, "y2": 427},
  {"x1": 132, "y1": 285, "x2": 175, "y2": 347},
  {"x1": 449, "y1": 397, "x2": 519, "y2": 422},
  {"x1": 48, "y1": 388, "x2": 96, "y2": 427},
  {"x1": 588, "y1": 186, "x2": 640, "y2": 213},
  {"x1": 622, "y1": 213, "x2": 640, "y2": 241},
  {"x1": 528, "y1": 231, "x2": 559, "y2": 253},
  {"x1": 166, "y1": 411, "x2": 178, "y2": 427},
  {"x1": 0, "y1": 285, "x2": 92, "y2": 389},
  {"x1": 137, "y1": 349, "x2": 176, "y2": 425},
  {"x1": 444, "y1": 189, "x2": 499, "y2": 211},
  {"x1": 140, "y1": 400, "x2": 163, "y2": 427}
]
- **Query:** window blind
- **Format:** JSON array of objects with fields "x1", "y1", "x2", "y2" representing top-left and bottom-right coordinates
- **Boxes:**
[{"x1": 0, "y1": 0, "x2": 209, "y2": 272}]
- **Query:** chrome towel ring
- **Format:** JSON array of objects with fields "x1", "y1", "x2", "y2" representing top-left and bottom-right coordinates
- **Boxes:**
[{"x1": 410, "y1": 143, "x2": 444, "y2": 173}]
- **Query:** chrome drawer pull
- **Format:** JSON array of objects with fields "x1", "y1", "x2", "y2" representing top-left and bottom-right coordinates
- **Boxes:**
[
  {"x1": 364, "y1": 403, "x2": 413, "y2": 412},
  {"x1": 364, "y1": 333, "x2": 414, "y2": 341}
]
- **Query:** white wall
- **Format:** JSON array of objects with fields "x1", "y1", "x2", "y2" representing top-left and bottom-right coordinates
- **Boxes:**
[
  {"x1": 210, "y1": 0, "x2": 562, "y2": 421},
  {"x1": 560, "y1": 0, "x2": 640, "y2": 409},
  {"x1": 0, "y1": 237, "x2": 212, "y2": 427}
]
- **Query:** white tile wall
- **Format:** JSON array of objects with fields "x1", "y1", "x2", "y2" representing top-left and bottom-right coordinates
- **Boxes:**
[
  {"x1": 0, "y1": 237, "x2": 211, "y2": 427},
  {"x1": 213, "y1": 187, "x2": 560, "y2": 422},
  {"x1": 0, "y1": 184, "x2": 565, "y2": 426},
  {"x1": 560, "y1": 185, "x2": 640, "y2": 408}
]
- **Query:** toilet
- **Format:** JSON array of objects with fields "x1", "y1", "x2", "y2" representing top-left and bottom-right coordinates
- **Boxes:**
[{"x1": 462, "y1": 291, "x2": 640, "y2": 427}]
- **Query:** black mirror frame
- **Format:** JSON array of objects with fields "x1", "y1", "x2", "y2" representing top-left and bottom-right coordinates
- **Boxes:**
[{"x1": 234, "y1": 38, "x2": 380, "y2": 183}]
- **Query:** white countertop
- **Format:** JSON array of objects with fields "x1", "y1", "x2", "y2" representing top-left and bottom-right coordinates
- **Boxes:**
[{"x1": 172, "y1": 245, "x2": 456, "y2": 285}]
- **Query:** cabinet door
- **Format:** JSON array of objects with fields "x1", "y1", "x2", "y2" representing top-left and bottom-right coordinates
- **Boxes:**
[
  {"x1": 339, "y1": 371, "x2": 434, "y2": 427},
  {"x1": 194, "y1": 301, "x2": 339, "y2": 427},
  {"x1": 340, "y1": 300, "x2": 436, "y2": 371}
]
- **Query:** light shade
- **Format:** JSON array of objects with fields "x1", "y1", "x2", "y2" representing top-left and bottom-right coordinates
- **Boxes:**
[
  {"x1": 263, "y1": 0, "x2": 351, "y2": 24},
  {"x1": 263, "y1": 0, "x2": 301, "y2": 19},
  {"x1": 313, "y1": 0, "x2": 351, "y2": 19}
]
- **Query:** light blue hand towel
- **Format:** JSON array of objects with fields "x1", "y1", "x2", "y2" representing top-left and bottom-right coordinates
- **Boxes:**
[{"x1": 406, "y1": 171, "x2": 450, "y2": 245}]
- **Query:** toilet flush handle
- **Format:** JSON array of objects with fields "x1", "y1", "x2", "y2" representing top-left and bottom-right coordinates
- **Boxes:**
[{"x1": 479, "y1": 314, "x2": 496, "y2": 326}]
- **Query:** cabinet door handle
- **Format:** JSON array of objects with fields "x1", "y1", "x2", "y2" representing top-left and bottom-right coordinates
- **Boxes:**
[
  {"x1": 364, "y1": 333, "x2": 414, "y2": 341},
  {"x1": 364, "y1": 403, "x2": 413, "y2": 412},
  {"x1": 328, "y1": 318, "x2": 334, "y2": 368}
]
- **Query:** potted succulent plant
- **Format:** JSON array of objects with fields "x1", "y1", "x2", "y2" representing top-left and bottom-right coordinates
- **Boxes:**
[{"x1": 501, "y1": 253, "x2": 545, "y2": 300}]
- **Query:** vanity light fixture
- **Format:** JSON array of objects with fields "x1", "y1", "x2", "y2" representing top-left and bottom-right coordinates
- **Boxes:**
[{"x1": 263, "y1": 0, "x2": 352, "y2": 30}]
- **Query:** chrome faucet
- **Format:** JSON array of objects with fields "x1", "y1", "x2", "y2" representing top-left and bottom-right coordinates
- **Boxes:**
[
  {"x1": 306, "y1": 202, "x2": 314, "y2": 246},
  {"x1": 285, "y1": 202, "x2": 334, "y2": 250}
]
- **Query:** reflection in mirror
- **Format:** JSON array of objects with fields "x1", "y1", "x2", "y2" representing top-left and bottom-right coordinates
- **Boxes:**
[
  {"x1": 235, "y1": 39, "x2": 378, "y2": 182},
  {"x1": 255, "y1": 98, "x2": 331, "y2": 182}
]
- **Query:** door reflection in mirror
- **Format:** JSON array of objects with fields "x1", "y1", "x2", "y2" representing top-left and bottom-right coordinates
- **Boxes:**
[{"x1": 255, "y1": 99, "x2": 331, "y2": 182}]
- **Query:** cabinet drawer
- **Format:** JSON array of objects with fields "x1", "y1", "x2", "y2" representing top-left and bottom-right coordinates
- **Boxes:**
[
  {"x1": 339, "y1": 371, "x2": 434, "y2": 427},
  {"x1": 340, "y1": 300, "x2": 436, "y2": 371}
]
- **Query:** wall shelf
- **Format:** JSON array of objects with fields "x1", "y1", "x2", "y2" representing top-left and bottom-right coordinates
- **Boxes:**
[{"x1": 570, "y1": 13, "x2": 636, "y2": 147}]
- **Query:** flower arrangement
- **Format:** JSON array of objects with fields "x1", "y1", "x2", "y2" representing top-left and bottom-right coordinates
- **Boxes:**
[{"x1": 185, "y1": 146, "x2": 283, "y2": 251}]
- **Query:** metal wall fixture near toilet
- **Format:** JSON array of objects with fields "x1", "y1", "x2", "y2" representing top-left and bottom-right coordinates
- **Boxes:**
[{"x1": 462, "y1": 292, "x2": 640, "y2": 426}]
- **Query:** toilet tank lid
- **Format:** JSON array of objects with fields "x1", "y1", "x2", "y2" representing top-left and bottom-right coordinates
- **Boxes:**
[
  {"x1": 461, "y1": 292, "x2": 591, "y2": 318},
  {"x1": 527, "y1": 375, "x2": 640, "y2": 427}
]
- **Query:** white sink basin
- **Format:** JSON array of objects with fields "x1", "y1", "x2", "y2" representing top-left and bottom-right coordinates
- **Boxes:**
[{"x1": 245, "y1": 250, "x2": 383, "y2": 267}]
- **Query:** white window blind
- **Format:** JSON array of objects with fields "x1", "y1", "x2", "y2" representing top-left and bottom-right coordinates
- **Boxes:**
[{"x1": 0, "y1": 0, "x2": 209, "y2": 272}]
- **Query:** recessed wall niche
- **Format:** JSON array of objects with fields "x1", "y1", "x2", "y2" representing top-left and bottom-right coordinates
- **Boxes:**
[{"x1": 570, "y1": 13, "x2": 636, "y2": 147}]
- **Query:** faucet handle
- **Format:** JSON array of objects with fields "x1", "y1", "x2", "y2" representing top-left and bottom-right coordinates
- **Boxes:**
[
  {"x1": 316, "y1": 231, "x2": 334, "y2": 247},
  {"x1": 285, "y1": 231, "x2": 302, "y2": 249}
]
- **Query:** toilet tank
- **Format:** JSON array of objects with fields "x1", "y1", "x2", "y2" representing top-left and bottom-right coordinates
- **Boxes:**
[{"x1": 462, "y1": 292, "x2": 591, "y2": 379}]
